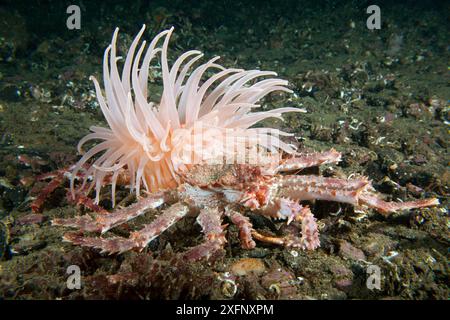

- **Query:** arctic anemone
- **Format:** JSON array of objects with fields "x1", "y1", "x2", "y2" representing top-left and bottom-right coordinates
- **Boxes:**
[{"x1": 71, "y1": 25, "x2": 305, "y2": 205}]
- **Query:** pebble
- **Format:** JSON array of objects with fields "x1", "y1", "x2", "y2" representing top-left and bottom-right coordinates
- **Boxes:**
[
  {"x1": 335, "y1": 279, "x2": 353, "y2": 292},
  {"x1": 261, "y1": 268, "x2": 298, "y2": 298},
  {"x1": 329, "y1": 264, "x2": 353, "y2": 278},
  {"x1": 230, "y1": 258, "x2": 266, "y2": 276},
  {"x1": 338, "y1": 240, "x2": 366, "y2": 261}
]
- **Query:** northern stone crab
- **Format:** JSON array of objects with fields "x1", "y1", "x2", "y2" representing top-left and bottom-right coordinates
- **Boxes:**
[
  {"x1": 51, "y1": 149, "x2": 438, "y2": 259},
  {"x1": 30, "y1": 25, "x2": 438, "y2": 260}
]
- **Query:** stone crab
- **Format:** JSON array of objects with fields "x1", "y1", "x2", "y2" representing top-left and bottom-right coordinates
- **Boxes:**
[
  {"x1": 50, "y1": 149, "x2": 438, "y2": 259},
  {"x1": 30, "y1": 26, "x2": 439, "y2": 260}
]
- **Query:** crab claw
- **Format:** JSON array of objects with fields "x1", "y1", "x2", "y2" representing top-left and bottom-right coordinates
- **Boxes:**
[
  {"x1": 277, "y1": 198, "x2": 303, "y2": 225},
  {"x1": 240, "y1": 185, "x2": 271, "y2": 209}
]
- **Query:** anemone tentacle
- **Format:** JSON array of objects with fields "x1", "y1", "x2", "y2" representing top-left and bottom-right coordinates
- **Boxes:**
[{"x1": 71, "y1": 25, "x2": 305, "y2": 205}]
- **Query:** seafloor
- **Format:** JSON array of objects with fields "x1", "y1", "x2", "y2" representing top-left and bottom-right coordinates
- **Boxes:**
[{"x1": 0, "y1": 0, "x2": 448, "y2": 299}]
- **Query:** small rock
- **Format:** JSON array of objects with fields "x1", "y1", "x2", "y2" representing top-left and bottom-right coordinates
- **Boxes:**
[
  {"x1": 261, "y1": 267, "x2": 299, "y2": 299},
  {"x1": 230, "y1": 258, "x2": 266, "y2": 276},
  {"x1": 362, "y1": 233, "x2": 397, "y2": 258},
  {"x1": 339, "y1": 241, "x2": 366, "y2": 261},
  {"x1": 335, "y1": 279, "x2": 353, "y2": 292},
  {"x1": 329, "y1": 264, "x2": 353, "y2": 278}
]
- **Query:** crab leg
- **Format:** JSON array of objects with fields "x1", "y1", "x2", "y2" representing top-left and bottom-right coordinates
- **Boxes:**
[
  {"x1": 251, "y1": 221, "x2": 319, "y2": 250},
  {"x1": 239, "y1": 175, "x2": 368, "y2": 210},
  {"x1": 62, "y1": 202, "x2": 189, "y2": 254},
  {"x1": 52, "y1": 193, "x2": 166, "y2": 233},
  {"x1": 275, "y1": 175, "x2": 369, "y2": 205},
  {"x1": 225, "y1": 208, "x2": 256, "y2": 249},
  {"x1": 31, "y1": 174, "x2": 65, "y2": 213},
  {"x1": 359, "y1": 193, "x2": 439, "y2": 215},
  {"x1": 182, "y1": 207, "x2": 227, "y2": 261},
  {"x1": 275, "y1": 175, "x2": 439, "y2": 215},
  {"x1": 31, "y1": 165, "x2": 87, "y2": 213},
  {"x1": 275, "y1": 149, "x2": 341, "y2": 173},
  {"x1": 278, "y1": 175, "x2": 370, "y2": 191},
  {"x1": 251, "y1": 230, "x2": 306, "y2": 248},
  {"x1": 239, "y1": 185, "x2": 321, "y2": 250},
  {"x1": 66, "y1": 190, "x2": 109, "y2": 215},
  {"x1": 63, "y1": 231, "x2": 138, "y2": 254},
  {"x1": 254, "y1": 201, "x2": 319, "y2": 250},
  {"x1": 297, "y1": 205, "x2": 320, "y2": 250}
]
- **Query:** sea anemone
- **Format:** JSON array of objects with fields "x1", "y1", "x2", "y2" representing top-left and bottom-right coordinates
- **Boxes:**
[{"x1": 71, "y1": 25, "x2": 304, "y2": 205}]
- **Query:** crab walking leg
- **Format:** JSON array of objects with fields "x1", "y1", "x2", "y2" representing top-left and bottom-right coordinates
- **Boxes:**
[
  {"x1": 251, "y1": 206, "x2": 319, "y2": 250},
  {"x1": 52, "y1": 193, "x2": 166, "y2": 233},
  {"x1": 254, "y1": 199, "x2": 320, "y2": 250},
  {"x1": 183, "y1": 207, "x2": 227, "y2": 261},
  {"x1": 63, "y1": 231, "x2": 139, "y2": 254},
  {"x1": 250, "y1": 230, "x2": 311, "y2": 248},
  {"x1": 62, "y1": 202, "x2": 190, "y2": 254},
  {"x1": 259, "y1": 197, "x2": 311, "y2": 224},
  {"x1": 66, "y1": 190, "x2": 109, "y2": 215},
  {"x1": 238, "y1": 175, "x2": 367, "y2": 211},
  {"x1": 275, "y1": 175, "x2": 370, "y2": 205},
  {"x1": 359, "y1": 193, "x2": 439, "y2": 215},
  {"x1": 298, "y1": 206, "x2": 320, "y2": 250},
  {"x1": 275, "y1": 149, "x2": 342, "y2": 173},
  {"x1": 275, "y1": 175, "x2": 439, "y2": 214},
  {"x1": 31, "y1": 165, "x2": 88, "y2": 213},
  {"x1": 278, "y1": 175, "x2": 370, "y2": 191},
  {"x1": 31, "y1": 174, "x2": 65, "y2": 213},
  {"x1": 225, "y1": 207, "x2": 256, "y2": 249}
]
